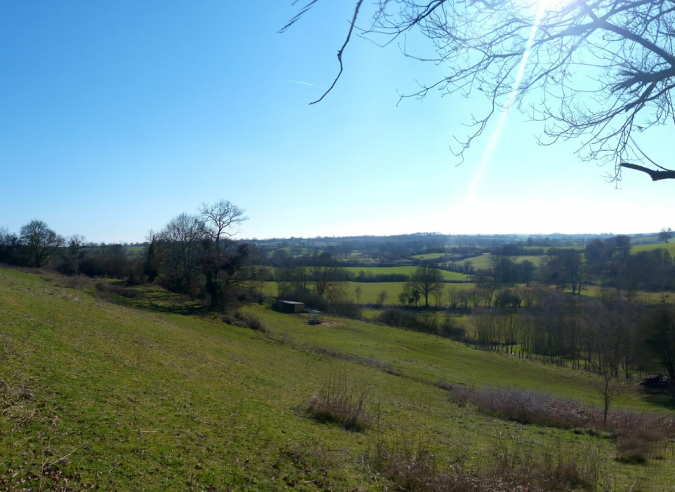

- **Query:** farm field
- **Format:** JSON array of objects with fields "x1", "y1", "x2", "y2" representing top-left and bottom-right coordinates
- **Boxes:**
[
  {"x1": 453, "y1": 254, "x2": 545, "y2": 270},
  {"x1": 412, "y1": 252, "x2": 446, "y2": 259},
  {"x1": 631, "y1": 242, "x2": 675, "y2": 256},
  {"x1": 2, "y1": 267, "x2": 675, "y2": 490},
  {"x1": 263, "y1": 281, "x2": 477, "y2": 304},
  {"x1": 344, "y1": 266, "x2": 469, "y2": 281}
]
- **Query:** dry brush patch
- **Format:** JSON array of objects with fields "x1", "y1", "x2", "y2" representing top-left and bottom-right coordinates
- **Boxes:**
[
  {"x1": 367, "y1": 431, "x2": 596, "y2": 492},
  {"x1": 306, "y1": 372, "x2": 372, "y2": 432},
  {"x1": 223, "y1": 310, "x2": 270, "y2": 333},
  {"x1": 448, "y1": 386, "x2": 675, "y2": 464}
]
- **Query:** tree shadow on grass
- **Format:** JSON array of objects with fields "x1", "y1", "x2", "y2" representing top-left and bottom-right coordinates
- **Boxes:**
[
  {"x1": 144, "y1": 302, "x2": 210, "y2": 317},
  {"x1": 640, "y1": 389, "x2": 675, "y2": 411},
  {"x1": 97, "y1": 281, "x2": 211, "y2": 317}
]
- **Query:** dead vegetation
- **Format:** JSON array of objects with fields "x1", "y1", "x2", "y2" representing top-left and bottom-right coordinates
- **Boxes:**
[
  {"x1": 367, "y1": 431, "x2": 598, "y2": 492},
  {"x1": 448, "y1": 386, "x2": 675, "y2": 464},
  {"x1": 306, "y1": 372, "x2": 372, "y2": 432}
]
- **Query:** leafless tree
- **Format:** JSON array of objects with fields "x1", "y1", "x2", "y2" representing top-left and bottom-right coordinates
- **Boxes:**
[
  {"x1": 157, "y1": 213, "x2": 205, "y2": 296},
  {"x1": 289, "y1": 0, "x2": 675, "y2": 181},
  {"x1": 311, "y1": 252, "x2": 346, "y2": 297},
  {"x1": 409, "y1": 265, "x2": 444, "y2": 308},
  {"x1": 659, "y1": 227, "x2": 673, "y2": 243},
  {"x1": 19, "y1": 220, "x2": 63, "y2": 268},
  {"x1": 198, "y1": 200, "x2": 249, "y2": 310},
  {"x1": 199, "y1": 200, "x2": 247, "y2": 247}
]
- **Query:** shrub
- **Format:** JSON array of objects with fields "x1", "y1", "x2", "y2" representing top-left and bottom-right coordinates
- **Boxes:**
[
  {"x1": 368, "y1": 432, "x2": 592, "y2": 492},
  {"x1": 95, "y1": 282, "x2": 143, "y2": 299},
  {"x1": 223, "y1": 311, "x2": 269, "y2": 333},
  {"x1": 447, "y1": 386, "x2": 675, "y2": 464},
  {"x1": 306, "y1": 373, "x2": 371, "y2": 431},
  {"x1": 378, "y1": 309, "x2": 465, "y2": 340},
  {"x1": 327, "y1": 300, "x2": 362, "y2": 319}
]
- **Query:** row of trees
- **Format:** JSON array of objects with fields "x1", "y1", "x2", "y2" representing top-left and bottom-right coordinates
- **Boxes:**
[
  {"x1": 465, "y1": 236, "x2": 675, "y2": 297},
  {"x1": 469, "y1": 290, "x2": 675, "y2": 394},
  {"x1": 146, "y1": 201, "x2": 252, "y2": 311},
  {"x1": 0, "y1": 220, "x2": 66, "y2": 268},
  {"x1": 1, "y1": 200, "x2": 256, "y2": 313}
]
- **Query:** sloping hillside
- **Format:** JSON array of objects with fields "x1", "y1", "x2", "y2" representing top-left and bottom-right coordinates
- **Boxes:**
[{"x1": 1, "y1": 268, "x2": 673, "y2": 490}]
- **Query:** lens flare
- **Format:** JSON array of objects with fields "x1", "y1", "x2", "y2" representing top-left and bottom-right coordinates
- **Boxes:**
[{"x1": 463, "y1": 2, "x2": 548, "y2": 205}]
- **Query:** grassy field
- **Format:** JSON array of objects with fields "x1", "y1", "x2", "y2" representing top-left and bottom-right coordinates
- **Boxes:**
[
  {"x1": 2, "y1": 267, "x2": 674, "y2": 490},
  {"x1": 411, "y1": 253, "x2": 446, "y2": 260},
  {"x1": 264, "y1": 281, "x2": 477, "y2": 305},
  {"x1": 453, "y1": 254, "x2": 545, "y2": 270},
  {"x1": 344, "y1": 266, "x2": 468, "y2": 281},
  {"x1": 631, "y1": 242, "x2": 675, "y2": 256}
]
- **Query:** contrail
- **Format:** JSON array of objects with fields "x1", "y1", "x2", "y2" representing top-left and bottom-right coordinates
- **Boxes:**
[{"x1": 283, "y1": 79, "x2": 315, "y2": 86}]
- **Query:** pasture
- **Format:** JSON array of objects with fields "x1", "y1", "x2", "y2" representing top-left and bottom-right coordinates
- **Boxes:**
[
  {"x1": 452, "y1": 254, "x2": 544, "y2": 270},
  {"x1": 631, "y1": 242, "x2": 675, "y2": 256},
  {"x1": 344, "y1": 266, "x2": 469, "y2": 281},
  {"x1": 264, "y1": 281, "x2": 477, "y2": 305},
  {"x1": 1, "y1": 267, "x2": 674, "y2": 490}
]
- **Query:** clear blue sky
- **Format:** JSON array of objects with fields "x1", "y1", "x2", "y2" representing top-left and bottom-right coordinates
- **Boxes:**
[{"x1": 1, "y1": 1, "x2": 672, "y2": 243}]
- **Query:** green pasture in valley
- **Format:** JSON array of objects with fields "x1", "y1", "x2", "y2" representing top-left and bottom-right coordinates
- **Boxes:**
[
  {"x1": 263, "y1": 281, "x2": 477, "y2": 305},
  {"x1": 343, "y1": 266, "x2": 469, "y2": 281},
  {"x1": 631, "y1": 242, "x2": 675, "y2": 256},
  {"x1": 454, "y1": 254, "x2": 544, "y2": 270},
  {"x1": 411, "y1": 252, "x2": 446, "y2": 259},
  {"x1": 1, "y1": 267, "x2": 674, "y2": 490}
]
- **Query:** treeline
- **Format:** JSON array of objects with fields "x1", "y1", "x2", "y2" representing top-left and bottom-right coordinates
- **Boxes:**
[
  {"x1": 468, "y1": 291, "x2": 675, "y2": 391},
  {"x1": 0, "y1": 201, "x2": 262, "y2": 313},
  {"x1": 457, "y1": 236, "x2": 675, "y2": 296},
  {"x1": 380, "y1": 288, "x2": 675, "y2": 394}
]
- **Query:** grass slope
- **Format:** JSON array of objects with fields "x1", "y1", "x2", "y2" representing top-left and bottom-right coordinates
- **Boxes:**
[{"x1": 1, "y1": 268, "x2": 674, "y2": 490}]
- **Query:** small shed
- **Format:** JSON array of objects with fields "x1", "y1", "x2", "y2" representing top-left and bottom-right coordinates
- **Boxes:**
[{"x1": 276, "y1": 300, "x2": 305, "y2": 313}]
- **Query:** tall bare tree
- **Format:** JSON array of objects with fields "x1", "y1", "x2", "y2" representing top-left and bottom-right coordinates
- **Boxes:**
[
  {"x1": 198, "y1": 200, "x2": 249, "y2": 311},
  {"x1": 19, "y1": 220, "x2": 63, "y2": 268},
  {"x1": 199, "y1": 200, "x2": 247, "y2": 247},
  {"x1": 289, "y1": 0, "x2": 675, "y2": 181},
  {"x1": 409, "y1": 265, "x2": 444, "y2": 308},
  {"x1": 158, "y1": 213, "x2": 205, "y2": 296}
]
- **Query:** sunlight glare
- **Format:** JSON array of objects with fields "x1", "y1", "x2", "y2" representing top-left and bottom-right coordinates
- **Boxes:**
[
  {"x1": 463, "y1": 1, "x2": 548, "y2": 206},
  {"x1": 514, "y1": 0, "x2": 571, "y2": 13}
]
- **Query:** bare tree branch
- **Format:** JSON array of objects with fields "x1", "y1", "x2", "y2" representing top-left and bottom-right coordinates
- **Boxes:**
[
  {"x1": 288, "y1": 0, "x2": 675, "y2": 180},
  {"x1": 620, "y1": 162, "x2": 675, "y2": 180},
  {"x1": 309, "y1": 0, "x2": 364, "y2": 105}
]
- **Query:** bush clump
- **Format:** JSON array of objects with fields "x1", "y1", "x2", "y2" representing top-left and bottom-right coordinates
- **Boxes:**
[
  {"x1": 95, "y1": 282, "x2": 144, "y2": 299},
  {"x1": 369, "y1": 434, "x2": 592, "y2": 492},
  {"x1": 306, "y1": 373, "x2": 371, "y2": 431},
  {"x1": 223, "y1": 311, "x2": 269, "y2": 333},
  {"x1": 448, "y1": 386, "x2": 675, "y2": 464},
  {"x1": 378, "y1": 308, "x2": 465, "y2": 340}
]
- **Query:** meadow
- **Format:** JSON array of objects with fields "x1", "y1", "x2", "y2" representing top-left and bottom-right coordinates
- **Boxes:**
[
  {"x1": 264, "y1": 281, "x2": 477, "y2": 305},
  {"x1": 631, "y1": 242, "x2": 675, "y2": 256},
  {"x1": 2, "y1": 267, "x2": 675, "y2": 490},
  {"x1": 452, "y1": 254, "x2": 545, "y2": 270},
  {"x1": 343, "y1": 266, "x2": 469, "y2": 281}
]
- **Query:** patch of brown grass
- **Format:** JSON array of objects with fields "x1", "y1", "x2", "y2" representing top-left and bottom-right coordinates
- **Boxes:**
[{"x1": 306, "y1": 373, "x2": 372, "y2": 432}]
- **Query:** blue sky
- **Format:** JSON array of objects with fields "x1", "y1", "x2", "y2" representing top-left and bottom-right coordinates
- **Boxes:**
[{"x1": 1, "y1": 1, "x2": 673, "y2": 243}]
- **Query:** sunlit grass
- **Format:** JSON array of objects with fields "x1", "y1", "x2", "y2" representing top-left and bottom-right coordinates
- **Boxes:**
[{"x1": 2, "y1": 268, "x2": 674, "y2": 490}]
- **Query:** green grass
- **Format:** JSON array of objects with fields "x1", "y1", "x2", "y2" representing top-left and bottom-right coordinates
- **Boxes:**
[
  {"x1": 1, "y1": 267, "x2": 674, "y2": 490},
  {"x1": 412, "y1": 253, "x2": 446, "y2": 259},
  {"x1": 454, "y1": 254, "x2": 544, "y2": 270},
  {"x1": 631, "y1": 242, "x2": 675, "y2": 256},
  {"x1": 263, "y1": 281, "x2": 477, "y2": 305},
  {"x1": 344, "y1": 266, "x2": 468, "y2": 281}
]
